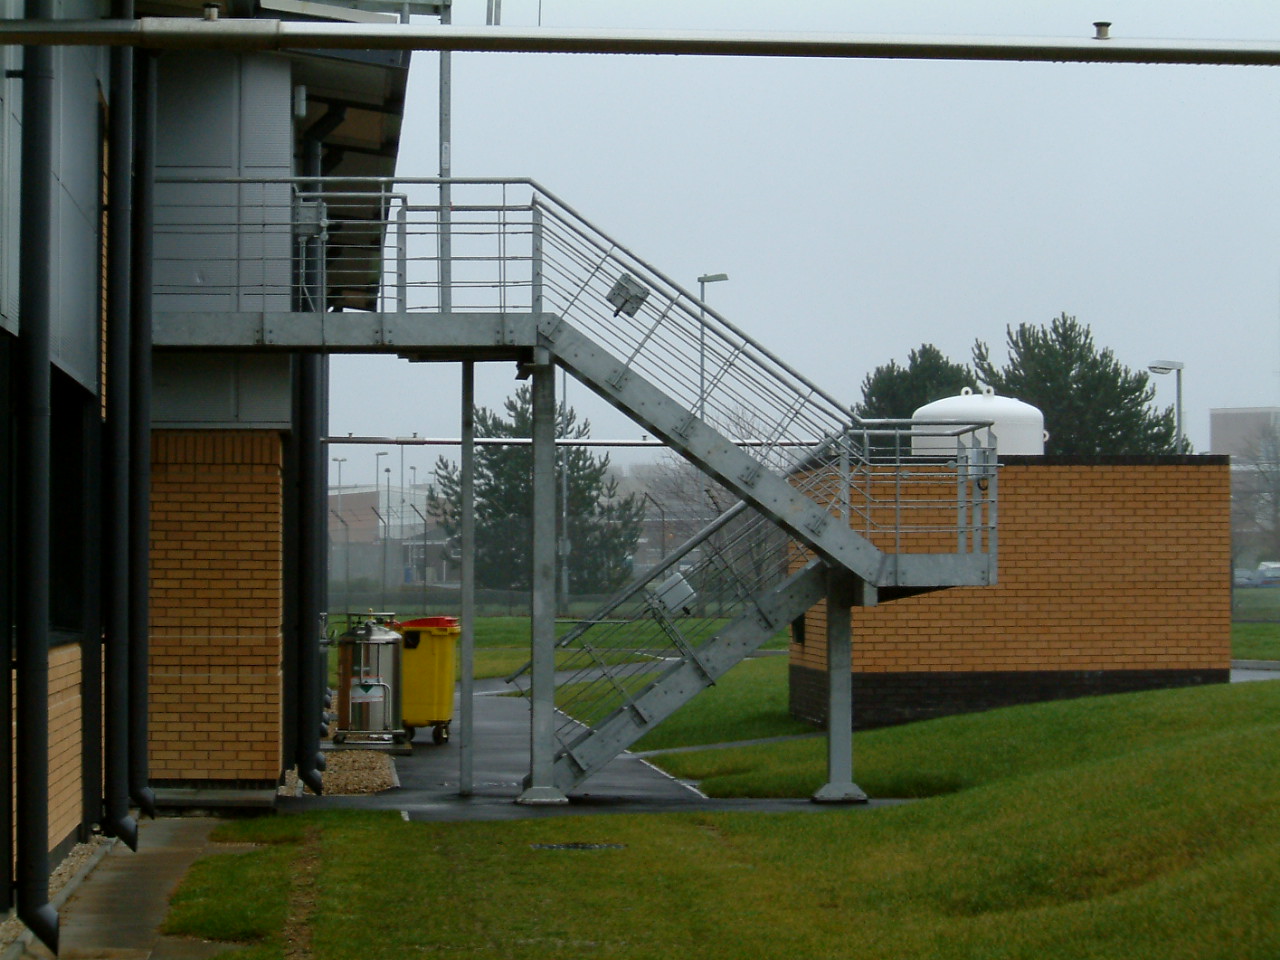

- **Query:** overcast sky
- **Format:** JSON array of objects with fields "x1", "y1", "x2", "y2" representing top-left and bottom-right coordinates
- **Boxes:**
[{"x1": 328, "y1": 0, "x2": 1280, "y2": 486}]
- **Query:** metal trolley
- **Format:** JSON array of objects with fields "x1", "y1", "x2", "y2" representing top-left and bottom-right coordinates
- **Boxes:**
[{"x1": 332, "y1": 615, "x2": 408, "y2": 747}]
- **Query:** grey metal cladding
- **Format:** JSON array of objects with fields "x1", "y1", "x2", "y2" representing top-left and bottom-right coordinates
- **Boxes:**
[
  {"x1": 0, "y1": 32, "x2": 18, "y2": 334},
  {"x1": 49, "y1": 42, "x2": 108, "y2": 392},
  {"x1": 239, "y1": 54, "x2": 291, "y2": 171},
  {"x1": 152, "y1": 352, "x2": 291, "y2": 428},
  {"x1": 156, "y1": 53, "x2": 293, "y2": 317},
  {"x1": 157, "y1": 53, "x2": 237, "y2": 169}
]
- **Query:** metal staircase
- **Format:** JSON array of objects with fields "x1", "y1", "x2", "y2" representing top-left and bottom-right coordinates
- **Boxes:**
[
  {"x1": 509, "y1": 501, "x2": 831, "y2": 791},
  {"x1": 504, "y1": 182, "x2": 996, "y2": 791},
  {"x1": 152, "y1": 175, "x2": 998, "y2": 793}
]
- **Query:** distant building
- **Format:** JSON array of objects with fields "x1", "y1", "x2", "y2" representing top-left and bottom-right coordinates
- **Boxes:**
[{"x1": 1210, "y1": 407, "x2": 1280, "y2": 458}]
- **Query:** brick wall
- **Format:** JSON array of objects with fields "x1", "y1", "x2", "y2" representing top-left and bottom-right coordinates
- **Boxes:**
[
  {"x1": 48, "y1": 643, "x2": 83, "y2": 850},
  {"x1": 791, "y1": 457, "x2": 1232, "y2": 726},
  {"x1": 150, "y1": 431, "x2": 284, "y2": 785}
]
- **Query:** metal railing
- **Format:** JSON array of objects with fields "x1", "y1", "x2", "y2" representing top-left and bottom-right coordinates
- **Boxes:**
[
  {"x1": 154, "y1": 175, "x2": 996, "y2": 550},
  {"x1": 506, "y1": 499, "x2": 807, "y2": 747}
]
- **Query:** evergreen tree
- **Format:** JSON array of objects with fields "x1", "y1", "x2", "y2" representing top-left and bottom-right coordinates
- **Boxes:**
[
  {"x1": 972, "y1": 313, "x2": 1177, "y2": 456},
  {"x1": 429, "y1": 386, "x2": 644, "y2": 594},
  {"x1": 856, "y1": 343, "x2": 976, "y2": 419}
]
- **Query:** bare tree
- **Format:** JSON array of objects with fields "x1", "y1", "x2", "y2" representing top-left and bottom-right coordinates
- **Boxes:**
[{"x1": 1234, "y1": 425, "x2": 1280, "y2": 566}]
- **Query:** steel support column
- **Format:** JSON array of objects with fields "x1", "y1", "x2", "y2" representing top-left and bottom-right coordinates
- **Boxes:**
[
  {"x1": 458, "y1": 360, "x2": 475, "y2": 795},
  {"x1": 518, "y1": 349, "x2": 567, "y2": 804},
  {"x1": 812, "y1": 570, "x2": 869, "y2": 803}
]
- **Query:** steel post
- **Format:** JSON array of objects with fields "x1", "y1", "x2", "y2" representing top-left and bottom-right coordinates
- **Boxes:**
[
  {"x1": 812, "y1": 569, "x2": 868, "y2": 803},
  {"x1": 518, "y1": 351, "x2": 568, "y2": 803},
  {"x1": 458, "y1": 360, "x2": 475, "y2": 794}
]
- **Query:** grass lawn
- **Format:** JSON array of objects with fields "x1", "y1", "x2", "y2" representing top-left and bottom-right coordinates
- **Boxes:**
[
  {"x1": 166, "y1": 677, "x2": 1280, "y2": 959},
  {"x1": 631, "y1": 656, "x2": 812, "y2": 751},
  {"x1": 1232, "y1": 585, "x2": 1280, "y2": 620},
  {"x1": 1233, "y1": 620, "x2": 1280, "y2": 660},
  {"x1": 653, "y1": 678, "x2": 1280, "y2": 798}
]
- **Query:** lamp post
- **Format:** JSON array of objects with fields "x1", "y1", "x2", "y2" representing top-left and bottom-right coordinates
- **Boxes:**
[
  {"x1": 409, "y1": 464, "x2": 418, "y2": 542},
  {"x1": 1147, "y1": 360, "x2": 1185, "y2": 453},
  {"x1": 331, "y1": 456, "x2": 346, "y2": 521},
  {"x1": 374, "y1": 449, "x2": 388, "y2": 536},
  {"x1": 399, "y1": 445, "x2": 404, "y2": 539},
  {"x1": 383, "y1": 466, "x2": 392, "y2": 610},
  {"x1": 642, "y1": 491, "x2": 667, "y2": 564},
  {"x1": 696, "y1": 272, "x2": 728, "y2": 418},
  {"x1": 332, "y1": 457, "x2": 347, "y2": 612}
]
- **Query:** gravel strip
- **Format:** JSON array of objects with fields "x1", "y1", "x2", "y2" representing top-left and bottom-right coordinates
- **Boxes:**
[
  {"x1": 0, "y1": 834, "x2": 111, "y2": 955},
  {"x1": 280, "y1": 749, "x2": 398, "y2": 796}
]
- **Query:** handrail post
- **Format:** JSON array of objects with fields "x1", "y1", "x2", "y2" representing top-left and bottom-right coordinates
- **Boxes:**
[
  {"x1": 531, "y1": 205, "x2": 543, "y2": 314},
  {"x1": 396, "y1": 201, "x2": 407, "y2": 312}
]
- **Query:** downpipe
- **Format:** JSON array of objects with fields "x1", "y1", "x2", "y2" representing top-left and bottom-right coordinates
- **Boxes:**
[
  {"x1": 15, "y1": 26, "x2": 60, "y2": 958},
  {"x1": 291, "y1": 133, "x2": 330, "y2": 796},
  {"x1": 127, "y1": 50, "x2": 156, "y2": 818},
  {"x1": 294, "y1": 352, "x2": 325, "y2": 796},
  {"x1": 101, "y1": 0, "x2": 138, "y2": 848}
]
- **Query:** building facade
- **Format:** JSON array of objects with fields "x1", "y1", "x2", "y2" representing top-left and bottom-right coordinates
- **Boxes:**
[
  {"x1": 1, "y1": 0, "x2": 416, "y2": 945},
  {"x1": 791, "y1": 456, "x2": 1232, "y2": 728}
]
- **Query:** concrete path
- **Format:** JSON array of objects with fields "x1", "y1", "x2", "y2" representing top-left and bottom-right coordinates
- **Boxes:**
[
  {"x1": 13, "y1": 818, "x2": 235, "y2": 960},
  {"x1": 1231, "y1": 659, "x2": 1280, "y2": 683}
]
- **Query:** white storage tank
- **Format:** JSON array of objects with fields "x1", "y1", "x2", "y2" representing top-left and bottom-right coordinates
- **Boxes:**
[{"x1": 911, "y1": 386, "x2": 1046, "y2": 456}]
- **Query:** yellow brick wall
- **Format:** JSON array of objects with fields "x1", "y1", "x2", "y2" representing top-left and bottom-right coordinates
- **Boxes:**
[
  {"x1": 47, "y1": 644, "x2": 83, "y2": 851},
  {"x1": 150, "y1": 430, "x2": 284, "y2": 783},
  {"x1": 793, "y1": 460, "x2": 1231, "y2": 675}
]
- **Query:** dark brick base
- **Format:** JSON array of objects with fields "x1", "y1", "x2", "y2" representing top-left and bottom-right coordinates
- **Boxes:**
[{"x1": 790, "y1": 664, "x2": 1231, "y2": 729}]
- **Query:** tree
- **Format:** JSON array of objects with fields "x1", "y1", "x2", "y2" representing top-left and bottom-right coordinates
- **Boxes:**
[
  {"x1": 972, "y1": 313, "x2": 1177, "y2": 456},
  {"x1": 1232, "y1": 424, "x2": 1280, "y2": 566},
  {"x1": 856, "y1": 343, "x2": 976, "y2": 419},
  {"x1": 428, "y1": 386, "x2": 644, "y2": 595}
]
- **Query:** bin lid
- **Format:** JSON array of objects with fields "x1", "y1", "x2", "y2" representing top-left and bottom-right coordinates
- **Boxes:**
[
  {"x1": 399, "y1": 616, "x2": 458, "y2": 629},
  {"x1": 340, "y1": 619, "x2": 402, "y2": 642}
]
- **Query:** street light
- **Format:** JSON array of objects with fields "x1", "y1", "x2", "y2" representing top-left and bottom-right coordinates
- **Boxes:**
[
  {"x1": 1148, "y1": 360, "x2": 1185, "y2": 453},
  {"x1": 374, "y1": 450, "x2": 388, "y2": 533},
  {"x1": 383, "y1": 466, "x2": 392, "y2": 609},
  {"x1": 409, "y1": 464, "x2": 418, "y2": 539},
  {"x1": 332, "y1": 457, "x2": 348, "y2": 612},
  {"x1": 696, "y1": 272, "x2": 728, "y2": 418},
  {"x1": 331, "y1": 456, "x2": 346, "y2": 518},
  {"x1": 642, "y1": 492, "x2": 667, "y2": 564}
]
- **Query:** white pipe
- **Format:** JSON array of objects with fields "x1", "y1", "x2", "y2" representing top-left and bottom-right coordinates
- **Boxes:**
[{"x1": 2, "y1": 19, "x2": 1280, "y2": 67}]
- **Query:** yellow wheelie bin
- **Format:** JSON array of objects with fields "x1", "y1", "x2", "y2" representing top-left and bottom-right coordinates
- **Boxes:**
[{"x1": 398, "y1": 616, "x2": 460, "y2": 744}]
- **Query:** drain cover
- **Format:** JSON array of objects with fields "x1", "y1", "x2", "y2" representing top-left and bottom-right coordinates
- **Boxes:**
[{"x1": 529, "y1": 843, "x2": 626, "y2": 851}]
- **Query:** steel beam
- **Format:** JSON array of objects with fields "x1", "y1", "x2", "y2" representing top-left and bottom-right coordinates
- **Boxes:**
[
  {"x1": 152, "y1": 311, "x2": 539, "y2": 352},
  {"x1": 2, "y1": 20, "x2": 1280, "y2": 68}
]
